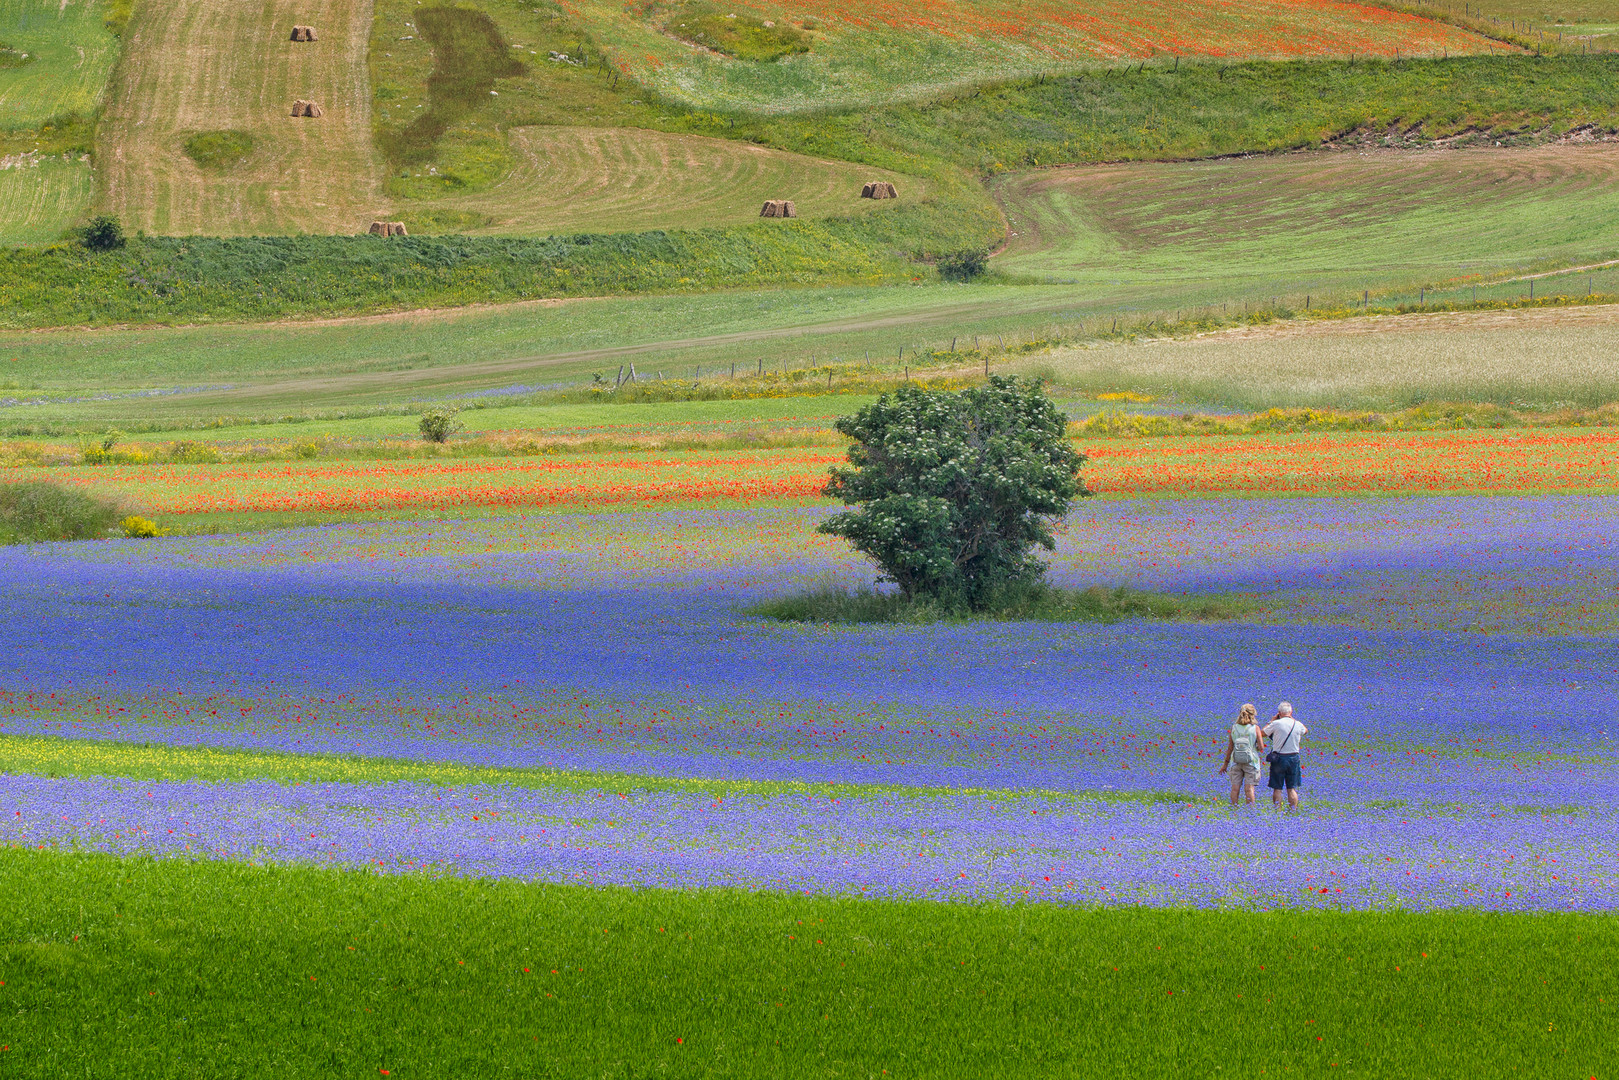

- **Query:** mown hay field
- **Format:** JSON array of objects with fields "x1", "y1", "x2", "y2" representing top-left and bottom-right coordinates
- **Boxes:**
[
  {"x1": 0, "y1": 0, "x2": 120, "y2": 129},
  {"x1": 992, "y1": 143, "x2": 1619, "y2": 306},
  {"x1": 568, "y1": 0, "x2": 1507, "y2": 112},
  {"x1": 96, "y1": 0, "x2": 387, "y2": 235},
  {"x1": 412, "y1": 126, "x2": 922, "y2": 235},
  {"x1": 1014, "y1": 303, "x2": 1619, "y2": 408},
  {"x1": 0, "y1": 152, "x2": 91, "y2": 243}
]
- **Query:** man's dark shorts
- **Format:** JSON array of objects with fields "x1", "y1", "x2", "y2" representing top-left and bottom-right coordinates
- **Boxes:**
[{"x1": 1268, "y1": 753, "x2": 1302, "y2": 790}]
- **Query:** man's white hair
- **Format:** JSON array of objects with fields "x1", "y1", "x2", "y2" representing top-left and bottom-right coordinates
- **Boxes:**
[{"x1": 1277, "y1": 702, "x2": 1293, "y2": 716}]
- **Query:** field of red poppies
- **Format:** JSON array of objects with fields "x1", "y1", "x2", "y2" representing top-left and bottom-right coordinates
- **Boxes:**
[{"x1": 7, "y1": 427, "x2": 1613, "y2": 524}]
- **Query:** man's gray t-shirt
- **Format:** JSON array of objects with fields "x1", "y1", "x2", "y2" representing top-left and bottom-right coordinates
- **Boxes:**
[{"x1": 1263, "y1": 718, "x2": 1307, "y2": 754}]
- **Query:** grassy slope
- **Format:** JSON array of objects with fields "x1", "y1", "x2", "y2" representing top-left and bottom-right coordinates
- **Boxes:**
[
  {"x1": 0, "y1": 153, "x2": 93, "y2": 244},
  {"x1": 0, "y1": 0, "x2": 122, "y2": 242},
  {"x1": 830, "y1": 53, "x2": 1619, "y2": 173},
  {"x1": 0, "y1": 191, "x2": 1000, "y2": 328},
  {"x1": 565, "y1": 0, "x2": 1506, "y2": 112},
  {"x1": 95, "y1": 0, "x2": 386, "y2": 235},
  {"x1": 992, "y1": 143, "x2": 1619, "y2": 299},
  {"x1": 1, "y1": 849, "x2": 1614, "y2": 1077},
  {"x1": 0, "y1": 0, "x2": 120, "y2": 129},
  {"x1": 413, "y1": 125, "x2": 921, "y2": 235}
]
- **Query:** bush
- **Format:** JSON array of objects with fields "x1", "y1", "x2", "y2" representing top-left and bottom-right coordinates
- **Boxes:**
[
  {"x1": 819, "y1": 376, "x2": 1089, "y2": 610},
  {"x1": 120, "y1": 515, "x2": 163, "y2": 538},
  {"x1": 166, "y1": 440, "x2": 222, "y2": 464},
  {"x1": 419, "y1": 407, "x2": 464, "y2": 443},
  {"x1": 80, "y1": 215, "x2": 125, "y2": 252},
  {"x1": 0, "y1": 482, "x2": 122, "y2": 544},
  {"x1": 937, "y1": 249, "x2": 988, "y2": 282}
]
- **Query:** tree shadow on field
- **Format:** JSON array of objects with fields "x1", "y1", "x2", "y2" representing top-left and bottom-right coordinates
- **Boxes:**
[{"x1": 378, "y1": 6, "x2": 525, "y2": 170}]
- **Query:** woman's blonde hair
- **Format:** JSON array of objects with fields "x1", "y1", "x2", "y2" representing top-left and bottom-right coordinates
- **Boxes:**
[{"x1": 1237, "y1": 704, "x2": 1257, "y2": 724}]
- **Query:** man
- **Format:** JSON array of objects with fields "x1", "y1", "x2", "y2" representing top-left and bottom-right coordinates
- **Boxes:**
[{"x1": 1262, "y1": 702, "x2": 1307, "y2": 811}]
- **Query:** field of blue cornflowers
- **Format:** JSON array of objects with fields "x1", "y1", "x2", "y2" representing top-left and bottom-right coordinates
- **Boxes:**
[{"x1": 4, "y1": 495, "x2": 1616, "y2": 916}]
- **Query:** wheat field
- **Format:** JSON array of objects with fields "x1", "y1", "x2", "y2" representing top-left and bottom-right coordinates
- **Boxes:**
[
  {"x1": 95, "y1": 0, "x2": 387, "y2": 235},
  {"x1": 414, "y1": 125, "x2": 921, "y2": 235}
]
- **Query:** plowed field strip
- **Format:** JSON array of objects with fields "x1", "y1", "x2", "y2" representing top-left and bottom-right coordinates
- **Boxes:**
[{"x1": 96, "y1": 0, "x2": 386, "y2": 235}]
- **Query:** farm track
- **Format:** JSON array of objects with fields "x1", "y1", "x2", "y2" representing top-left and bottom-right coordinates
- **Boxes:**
[
  {"x1": 420, "y1": 126, "x2": 918, "y2": 235},
  {"x1": 97, "y1": 0, "x2": 387, "y2": 235}
]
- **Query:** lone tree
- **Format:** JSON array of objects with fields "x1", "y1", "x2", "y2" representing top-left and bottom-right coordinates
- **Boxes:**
[{"x1": 819, "y1": 375, "x2": 1089, "y2": 609}]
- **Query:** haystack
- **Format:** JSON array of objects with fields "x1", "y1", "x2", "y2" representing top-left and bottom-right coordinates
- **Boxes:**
[
  {"x1": 389, "y1": 221, "x2": 408, "y2": 236},
  {"x1": 760, "y1": 199, "x2": 796, "y2": 218},
  {"x1": 291, "y1": 100, "x2": 323, "y2": 117},
  {"x1": 367, "y1": 221, "x2": 410, "y2": 236},
  {"x1": 861, "y1": 180, "x2": 898, "y2": 199},
  {"x1": 290, "y1": 25, "x2": 318, "y2": 41}
]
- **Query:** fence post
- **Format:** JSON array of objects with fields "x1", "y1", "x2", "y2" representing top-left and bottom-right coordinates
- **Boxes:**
[
  {"x1": 614, "y1": 364, "x2": 624, "y2": 388},
  {"x1": 757, "y1": 358, "x2": 763, "y2": 376}
]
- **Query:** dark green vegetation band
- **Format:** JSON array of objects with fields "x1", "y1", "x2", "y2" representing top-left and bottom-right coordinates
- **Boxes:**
[
  {"x1": 783, "y1": 54, "x2": 1619, "y2": 173},
  {"x1": 0, "y1": 196, "x2": 998, "y2": 327},
  {"x1": 2, "y1": 849, "x2": 1614, "y2": 1076}
]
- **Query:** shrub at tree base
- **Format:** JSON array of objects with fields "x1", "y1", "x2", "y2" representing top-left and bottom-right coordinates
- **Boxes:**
[
  {"x1": 0, "y1": 482, "x2": 122, "y2": 544},
  {"x1": 819, "y1": 376, "x2": 1088, "y2": 610}
]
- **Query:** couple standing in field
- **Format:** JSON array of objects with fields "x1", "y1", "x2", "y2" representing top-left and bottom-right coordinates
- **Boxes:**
[{"x1": 1219, "y1": 702, "x2": 1307, "y2": 810}]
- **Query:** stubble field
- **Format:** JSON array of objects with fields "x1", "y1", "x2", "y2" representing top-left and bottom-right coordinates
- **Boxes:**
[
  {"x1": 95, "y1": 0, "x2": 387, "y2": 236},
  {"x1": 415, "y1": 126, "x2": 921, "y2": 235}
]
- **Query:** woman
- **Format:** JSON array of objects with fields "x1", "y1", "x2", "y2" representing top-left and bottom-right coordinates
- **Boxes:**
[{"x1": 1218, "y1": 704, "x2": 1266, "y2": 805}]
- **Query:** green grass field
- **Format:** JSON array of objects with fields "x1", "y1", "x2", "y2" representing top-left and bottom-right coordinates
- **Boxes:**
[
  {"x1": 0, "y1": 0, "x2": 120, "y2": 130},
  {"x1": 561, "y1": 0, "x2": 1504, "y2": 113},
  {"x1": 0, "y1": 152, "x2": 91, "y2": 244},
  {"x1": 992, "y1": 144, "x2": 1619, "y2": 305},
  {"x1": 2, "y1": 848, "x2": 1614, "y2": 1077}
]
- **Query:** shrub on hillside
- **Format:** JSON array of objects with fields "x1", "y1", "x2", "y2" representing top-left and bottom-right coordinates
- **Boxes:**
[
  {"x1": 79, "y1": 215, "x2": 125, "y2": 252},
  {"x1": 0, "y1": 482, "x2": 122, "y2": 544},
  {"x1": 819, "y1": 376, "x2": 1089, "y2": 610},
  {"x1": 938, "y1": 249, "x2": 988, "y2": 281}
]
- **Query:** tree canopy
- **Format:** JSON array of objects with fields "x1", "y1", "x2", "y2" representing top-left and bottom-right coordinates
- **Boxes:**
[{"x1": 819, "y1": 376, "x2": 1089, "y2": 608}]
